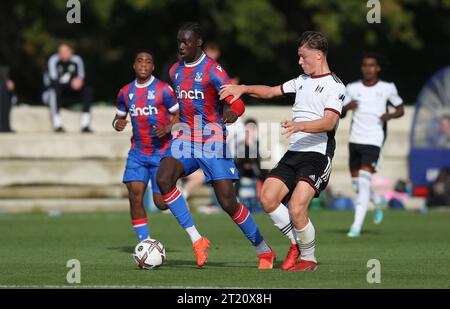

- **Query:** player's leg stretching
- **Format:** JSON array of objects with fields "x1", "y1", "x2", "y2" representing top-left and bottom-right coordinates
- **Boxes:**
[
  {"x1": 288, "y1": 181, "x2": 319, "y2": 271},
  {"x1": 348, "y1": 144, "x2": 385, "y2": 237},
  {"x1": 126, "y1": 181, "x2": 167, "y2": 241},
  {"x1": 348, "y1": 165, "x2": 374, "y2": 237},
  {"x1": 261, "y1": 177, "x2": 319, "y2": 271},
  {"x1": 212, "y1": 180, "x2": 275, "y2": 269},
  {"x1": 351, "y1": 171, "x2": 385, "y2": 216},
  {"x1": 126, "y1": 182, "x2": 150, "y2": 241},
  {"x1": 260, "y1": 178, "x2": 299, "y2": 270},
  {"x1": 156, "y1": 157, "x2": 209, "y2": 268}
]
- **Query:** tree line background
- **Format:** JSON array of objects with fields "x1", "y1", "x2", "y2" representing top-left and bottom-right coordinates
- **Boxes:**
[{"x1": 1, "y1": 0, "x2": 449, "y2": 105}]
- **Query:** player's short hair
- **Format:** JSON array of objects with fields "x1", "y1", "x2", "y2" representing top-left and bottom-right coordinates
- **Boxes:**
[
  {"x1": 360, "y1": 51, "x2": 389, "y2": 71},
  {"x1": 134, "y1": 49, "x2": 154, "y2": 61},
  {"x1": 58, "y1": 40, "x2": 74, "y2": 50},
  {"x1": 297, "y1": 31, "x2": 328, "y2": 56},
  {"x1": 179, "y1": 22, "x2": 203, "y2": 39},
  {"x1": 361, "y1": 52, "x2": 385, "y2": 68}
]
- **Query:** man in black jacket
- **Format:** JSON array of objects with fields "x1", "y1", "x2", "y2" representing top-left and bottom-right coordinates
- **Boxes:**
[{"x1": 46, "y1": 42, "x2": 93, "y2": 132}]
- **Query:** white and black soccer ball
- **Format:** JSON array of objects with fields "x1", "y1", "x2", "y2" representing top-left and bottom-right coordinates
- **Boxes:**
[{"x1": 133, "y1": 239, "x2": 166, "y2": 270}]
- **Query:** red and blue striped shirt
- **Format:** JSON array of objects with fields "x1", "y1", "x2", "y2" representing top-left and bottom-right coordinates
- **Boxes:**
[
  {"x1": 169, "y1": 53, "x2": 231, "y2": 142},
  {"x1": 116, "y1": 76, "x2": 179, "y2": 155}
]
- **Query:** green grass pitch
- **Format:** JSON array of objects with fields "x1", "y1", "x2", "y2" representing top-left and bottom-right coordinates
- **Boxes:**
[{"x1": 0, "y1": 210, "x2": 449, "y2": 288}]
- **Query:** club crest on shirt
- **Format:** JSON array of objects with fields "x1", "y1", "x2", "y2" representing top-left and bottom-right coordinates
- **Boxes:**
[
  {"x1": 175, "y1": 73, "x2": 179, "y2": 80},
  {"x1": 147, "y1": 90, "x2": 155, "y2": 100},
  {"x1": 128, "y1": 93, "x2": 134, "y2": 100},
  {"x1": 194, "y1": 72, "x2": 203, "y2": 82}
]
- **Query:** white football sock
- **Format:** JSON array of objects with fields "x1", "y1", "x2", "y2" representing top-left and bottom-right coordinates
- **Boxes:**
[
  {"x1": 351, "y1": 170, "x2": 372, "y2": 231},
  {"x1": 268, "y1": 203, "x2": 297, "y2": 244},
  {"x1": 53, "y1": 114, "x2": 62, "y2": 128},
  {"x1": 370, "y1": 189, "x2": 382, "y2": 206},
  {"x1": 185, "y1": 226, "x2": 201, "y2": 243},
  {"x1": 354, "y1": 174, "x2": 381, "y2": 206},
  {"x1": 81, "y1": 112, "x2": 90, "y2": 128},
  {"x1": 351, "y1": 177, "x2": 359, "y2": 193},
  {"x1": 294, "y1": 219, "x2": 316, "y2": 263}
]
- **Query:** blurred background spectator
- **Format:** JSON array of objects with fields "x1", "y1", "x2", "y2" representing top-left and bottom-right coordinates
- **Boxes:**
[
  {"x1": 426, "y1": 167, "x2": 450, "y2": 207},
  {"x1": 235, "y1": 118, "x2": 267, "y2": 212},
  {"x1": 0, "y1": 66, "x2": 17, "y2": 133},
  {"x1": 427, "y1": 113, "x2": 450, "y2": 148},
  {"x1": 43, "y1": 42, "x2": 93, "y2": 133}
]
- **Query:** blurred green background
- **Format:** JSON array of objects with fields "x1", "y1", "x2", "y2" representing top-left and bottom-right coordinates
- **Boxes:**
[{"x1": 1, "y1": 0, "x2": 449, "y2": 104}]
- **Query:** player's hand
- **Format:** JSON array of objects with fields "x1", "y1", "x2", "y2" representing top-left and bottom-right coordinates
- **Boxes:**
[
  {"x1": 380, "y1": 113, "x2": 392, "y2": 122},
  {"x1": 71, "y1": 77, "x2": 84, "y2": 91},
  {"x1": 281, "y1": 120, "x2": 303, "y2": 137},
  {"x1": 219, "y1": 84, "x2": 245, "y2": 103},
  {"x1": 114, "y1": 119, "x2": 129, "y2": 131},
  {"x1": 222, "y1": 111, "x2": 238, "y2": 125},
  {"x1": 346, "y1": 100, "x2": 358, "y2": 110},
  {"x1": 153, "y1": 125, "x2": 169, "y2": 138}
]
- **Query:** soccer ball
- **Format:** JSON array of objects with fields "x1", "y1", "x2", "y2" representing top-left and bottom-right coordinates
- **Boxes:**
[{"x1": 133, "y1": 239, "x2": 166, "y2": 270}]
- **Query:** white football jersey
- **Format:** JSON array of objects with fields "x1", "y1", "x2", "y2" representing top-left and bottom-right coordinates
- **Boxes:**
[
  {"x1": 344, "y1": 80, "x2": 403, "y2": 147},
  {"x1": 281, "y1": 73, "x2": 346, "y2": 157}
]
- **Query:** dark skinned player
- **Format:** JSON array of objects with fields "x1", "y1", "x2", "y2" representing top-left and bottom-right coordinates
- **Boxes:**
[
  {"x1": 113, "y1": 50, "x2": 179, "y2": 241},
  {"x1": 156, "y1": 22, "x2": 275, "y2": 269}
]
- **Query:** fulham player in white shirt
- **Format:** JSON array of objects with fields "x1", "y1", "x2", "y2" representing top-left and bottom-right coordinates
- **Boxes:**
[
  {"x1": 220, "y1": 31, "x2": 346, "y2": 271},
  {"x1": 341, "y1": 53, "x2": 404, "y2": 238}
]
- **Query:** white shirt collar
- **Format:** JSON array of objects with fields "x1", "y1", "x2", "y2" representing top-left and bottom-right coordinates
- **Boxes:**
[
  {"x1": 135, "y1": 75, "x2": 155, "y2": 88},
  {"x1": 184, "y1": 52, "x2": 206, "y2": 68}
]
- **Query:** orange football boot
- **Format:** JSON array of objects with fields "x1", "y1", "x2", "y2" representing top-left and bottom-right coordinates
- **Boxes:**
[
  {"x1": 192, "y1": 237, "x2": 210, "y2": 268},
  {"x1": 257, "y1": 247, "x2": 276, "y2": 270}
]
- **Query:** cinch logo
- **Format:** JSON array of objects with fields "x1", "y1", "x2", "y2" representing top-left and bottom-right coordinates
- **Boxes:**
[
  {"x1": 129, "y1": 104, "x2": 159, "y2": 116},
  {"x1": 176, "y1": 86, "x2": 204, "y2": 100}
]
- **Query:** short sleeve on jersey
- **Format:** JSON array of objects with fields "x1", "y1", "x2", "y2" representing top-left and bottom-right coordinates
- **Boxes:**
[
  {"x1": 388, "y1": 83, "x2": 403, "y2": 106},
  {"x1": 116, "y1": 89, "x2": 127, "y2": 116},
  {"x1": 281, "y1": 78, "x2": 298, "y2": 94},
  {"x1": 343, "y1": 84, "x2": 353, "y2": 105},
  {"x1": 162, "y1": 84, "x2": 179, "y2": 113},
  {"x1": 324, "y1": 84, "x2": 346, "y2": 115}
]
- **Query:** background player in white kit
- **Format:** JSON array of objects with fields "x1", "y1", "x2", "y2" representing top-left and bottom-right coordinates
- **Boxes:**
[
  {"x1": 341, "y1": 53, "x2": 404, "y2": 238},
  {"x1": 220, "y1": 31, "x2": 346, "y2": 271}
]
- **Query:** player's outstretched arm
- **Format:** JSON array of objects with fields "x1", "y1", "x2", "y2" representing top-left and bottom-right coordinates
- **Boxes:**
[
  {"x1": 112, "y1": 115, "x2": 129, "y2": 132},
  {"x1": 281, "y1": 110, "x2": 340, "y2": 137},
  {"x1": 219, "y1": 84, "x2": 283, "y2": 103}
]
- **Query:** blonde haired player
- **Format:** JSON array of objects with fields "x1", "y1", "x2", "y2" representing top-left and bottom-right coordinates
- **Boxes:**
[{"x1": 220, "y1": 31, "x2": 346, "y2": 271}]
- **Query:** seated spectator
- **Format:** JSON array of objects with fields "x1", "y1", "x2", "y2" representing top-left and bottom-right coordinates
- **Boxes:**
[
  {"x1": 44, "y1": 41, "x2": 93, "y2": 132},
  {"x1": 427, "y1": 167, "x2": 450, "y2": 206}
]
